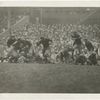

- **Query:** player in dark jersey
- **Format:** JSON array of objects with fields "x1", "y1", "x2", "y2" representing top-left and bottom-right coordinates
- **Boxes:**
[
  {"x1": 88, "y1": 52, "x2": 97, "y2": 65},
  {"x1": 72, "y1": 32, "x2": 83, "y2": 54},
  {"x1": 7, "y1": 36, "x2": 16, "y2": 48},
  {"x1": 37, "y1": 37, "x2": 52, "y2": 57},
  {"x1": 84, "y1": 39, "x2": 94, "y2": 52},
  {"x1": 13, "y1": 38, "x2": 32, "y2": 53}
]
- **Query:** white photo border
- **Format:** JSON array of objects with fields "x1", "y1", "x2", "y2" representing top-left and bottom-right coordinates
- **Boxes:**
[{"x1": 0, "y1": 0, "x2": 100, "y2": 100}]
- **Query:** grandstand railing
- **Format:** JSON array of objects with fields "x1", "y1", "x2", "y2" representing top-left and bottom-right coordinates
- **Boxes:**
[{"x1": 0, "y1": 16, "x2": 29, "y2": 45}]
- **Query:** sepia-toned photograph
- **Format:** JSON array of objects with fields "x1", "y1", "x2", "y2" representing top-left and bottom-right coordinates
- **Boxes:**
[{"x1": 0, "y1": 1, "x2": 100, "y2": 94}]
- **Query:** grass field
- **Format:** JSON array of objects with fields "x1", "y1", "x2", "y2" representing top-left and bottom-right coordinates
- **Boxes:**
[{"x1": 0, "y1": 64, "x2": 100, "y2": 93}]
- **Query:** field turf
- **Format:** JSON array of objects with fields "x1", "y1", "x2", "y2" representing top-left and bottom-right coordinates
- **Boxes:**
[{"x1": 0, "y1": 63, "x2": 100, "y2": 93}]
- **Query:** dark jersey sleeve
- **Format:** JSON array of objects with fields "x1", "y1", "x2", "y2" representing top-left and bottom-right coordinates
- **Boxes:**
[
  {"x1": 7, "y1": 38, "x2": 16, "y2": 47},
  {"x1": 85, "y1": 40, "x2": 94, "y2": 51},
  {"x1": 43, "y1": 39, "x2": 52, "y2": 47},
  {"x1": 73, "y1": 38, "x2": 82, "y2": 46}
]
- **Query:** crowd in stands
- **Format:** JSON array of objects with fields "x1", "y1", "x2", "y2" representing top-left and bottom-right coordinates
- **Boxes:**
[{"x1": 0, "y1": 23, "x2": 100, "y2": 65}]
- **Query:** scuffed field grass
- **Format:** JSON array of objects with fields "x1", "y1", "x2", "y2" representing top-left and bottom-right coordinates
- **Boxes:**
[{"x1": 0, "y1": 63, "x2": 100, "y2": 93}]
